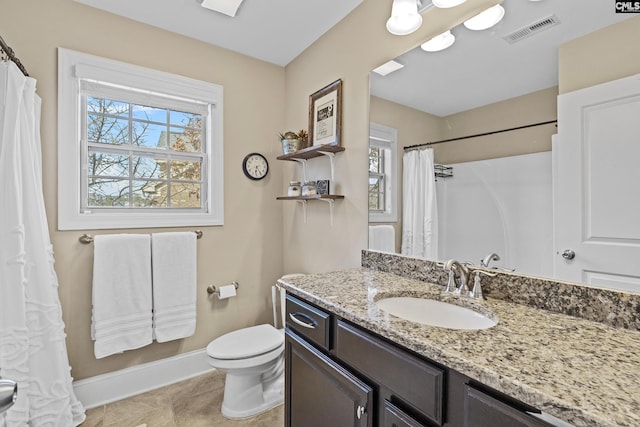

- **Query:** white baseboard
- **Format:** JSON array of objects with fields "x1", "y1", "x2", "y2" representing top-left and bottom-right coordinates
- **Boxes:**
[{"x1": 73, "y1": 348, "x2": 215, "y2": 409}]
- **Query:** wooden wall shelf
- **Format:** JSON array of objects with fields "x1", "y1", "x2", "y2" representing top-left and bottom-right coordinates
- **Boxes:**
[
  {"x1": 277, "y1": 144, "x2": 345, "y2": 161},
  {"x1": 276, "y1": 195, "x2": 344, "y2": 201}
]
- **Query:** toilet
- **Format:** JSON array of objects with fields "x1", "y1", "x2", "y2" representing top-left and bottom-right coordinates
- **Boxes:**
[
  {"x1": 206, "y1": 324, "x2": 285, "y2": 419},
  {"x1": 206, "y1": 275, "x2": 301, "y2": 419}
]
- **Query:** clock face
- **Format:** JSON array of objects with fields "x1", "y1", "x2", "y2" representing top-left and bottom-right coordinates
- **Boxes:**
[{"x1": 242, "y1": 153, "x2": 269, "y2": 180}]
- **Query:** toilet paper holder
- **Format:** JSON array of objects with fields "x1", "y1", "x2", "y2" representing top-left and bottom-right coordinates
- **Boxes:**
[{"x1": 207, "y1": 281, "x2": 239, "y2": 296}]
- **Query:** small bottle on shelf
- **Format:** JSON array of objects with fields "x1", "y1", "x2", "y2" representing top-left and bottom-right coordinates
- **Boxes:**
[{"x1": 288, "y1": 181, "x2": 302, "y2": 197}]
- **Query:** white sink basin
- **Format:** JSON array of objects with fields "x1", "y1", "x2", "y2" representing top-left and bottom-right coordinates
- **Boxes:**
[{"x1": 375, "y1": 297, "x2": 497, "y2": 330}]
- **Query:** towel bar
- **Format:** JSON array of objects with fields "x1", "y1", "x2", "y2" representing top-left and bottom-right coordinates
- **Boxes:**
[
  {"x1": 79, "y1": 230, "x2": 203, "y2": 244},
  {"x1": 207, "y1": 281, "x2": 239, "y2": 295}
]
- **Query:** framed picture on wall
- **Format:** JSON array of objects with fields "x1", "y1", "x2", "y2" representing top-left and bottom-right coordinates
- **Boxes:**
[{"x1": 308, "y1": 79, "x2": 342, "y2": 147}]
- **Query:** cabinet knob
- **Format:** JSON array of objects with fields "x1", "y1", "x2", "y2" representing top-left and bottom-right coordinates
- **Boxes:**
[{"x1": 356, "y1": 405, "x2": 366, "y2": 420}]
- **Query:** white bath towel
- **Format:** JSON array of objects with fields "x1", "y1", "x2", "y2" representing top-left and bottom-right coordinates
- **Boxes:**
[
  {"x1": 151, "y1": 232, "x2": 197, "y2": 342},
  {"x1": 92, "y1": 234, "x2": 153, "y2": 359},
  {"x1": 368, "y1": 225, "x2": 396, "y2": 253}
]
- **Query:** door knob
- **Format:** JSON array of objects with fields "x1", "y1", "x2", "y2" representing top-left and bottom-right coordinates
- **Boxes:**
[{"x1": 561, "y1": 249, "x2": 576, "y2": 260}]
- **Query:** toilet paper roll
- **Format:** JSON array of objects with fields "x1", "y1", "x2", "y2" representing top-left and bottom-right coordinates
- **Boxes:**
[{"x1": 217, "y1": 284, "x2": 237, "y2": 299}]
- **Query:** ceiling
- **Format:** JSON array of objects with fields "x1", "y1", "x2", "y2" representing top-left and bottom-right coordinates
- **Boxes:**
[
  {"x1": 72, "y1": 0, "x2": 633, "y2": 115},
  {"x1": 371, "y1": 0, "x2": 634, "y2": 117},
  {"x1": 73, "y1": 0, "x2": 363, "y2": 66}
]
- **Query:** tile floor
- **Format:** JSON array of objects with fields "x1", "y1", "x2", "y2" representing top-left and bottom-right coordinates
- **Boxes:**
[{"x1": 80, "y1": 370, "x2": 284, "y2": 427}]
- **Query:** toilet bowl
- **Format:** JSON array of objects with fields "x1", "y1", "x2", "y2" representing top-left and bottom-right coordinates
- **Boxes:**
[
  {"x1": 206, "y1": 276, "x2": 303, "y2": 420},
  {"x1": 206, "y1": 324, "x2": 285, "y2": 419}
]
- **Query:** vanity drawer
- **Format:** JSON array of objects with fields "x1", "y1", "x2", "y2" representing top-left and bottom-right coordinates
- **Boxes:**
[
  {"x1": 285, "y1": 294, "x2": 331, "y2": 351},
  {"x1": 335, "y1": 320, "x2": 445, "y2": 426}
]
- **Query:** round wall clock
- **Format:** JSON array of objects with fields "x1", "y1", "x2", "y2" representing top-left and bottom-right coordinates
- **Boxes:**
[{"x1": 242, "y1": 152, "x2": 269, "y2": 180}]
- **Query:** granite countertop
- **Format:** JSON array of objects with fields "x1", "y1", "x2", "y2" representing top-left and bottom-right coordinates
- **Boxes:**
[{"x1": 277, "y1": 268, "x2": 640, "y2": 427}]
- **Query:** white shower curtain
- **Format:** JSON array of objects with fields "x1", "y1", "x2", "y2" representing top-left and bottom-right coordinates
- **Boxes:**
[
  {"x1": 401, "y1": 148, "x2": 438, "y2": 259},
  {"x1": 0, "y1": 62, "x2": 85, "y2": 426}
]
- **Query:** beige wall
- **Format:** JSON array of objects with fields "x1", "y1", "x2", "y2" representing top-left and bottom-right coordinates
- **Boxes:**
[
  {"x1": 559, "y1": 16, "x2": 640, "y2": 94},
  {"x1": 435, "y1": 86, "x2": 558, "y2": 164},
  {"x1": 1, "y1": 0, "x2": 286, "y2": 379},
  {"x1": 282, "y1": 0, "x2": 501, "y2": 273}
]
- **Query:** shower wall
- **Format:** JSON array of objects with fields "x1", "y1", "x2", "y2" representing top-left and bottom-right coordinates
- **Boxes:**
[{"x1": 436, "y1": 151, "x2": 553, "y2": 278}]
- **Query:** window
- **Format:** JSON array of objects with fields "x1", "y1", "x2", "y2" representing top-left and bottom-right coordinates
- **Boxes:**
[
  {"x1": 368, "y1": 146, "x2": 385, "y2": 212},
  {"x1": 58, "y1": 49, "x2": 223, "y2": 230},
  {"x1": 369, "y1": 123, "x2": 398, "y2": 222}
]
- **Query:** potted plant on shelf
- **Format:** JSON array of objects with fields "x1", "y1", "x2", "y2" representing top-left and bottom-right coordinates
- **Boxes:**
[{"x1": 279, "y1": 130, "x2": 308, "y2": 155}]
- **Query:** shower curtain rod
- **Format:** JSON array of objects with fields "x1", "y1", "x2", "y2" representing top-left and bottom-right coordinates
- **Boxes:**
[
  {"x1": 0, "y1": 35, "x2": 29, "y2": 76},
  {"x1": 403, "y1": 119, "x2": 557, "y2": 151}
]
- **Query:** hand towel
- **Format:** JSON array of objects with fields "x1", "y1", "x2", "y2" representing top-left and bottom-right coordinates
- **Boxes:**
[
  {"x1": 92, "y1": 234, "x2": 153, "y2": 359},
  {"x1": 368, "y1": 225, "x2": 396, "y2": 253},
  {"x1": 151, "y1": 232, "x2": 197, "y2": 342}
]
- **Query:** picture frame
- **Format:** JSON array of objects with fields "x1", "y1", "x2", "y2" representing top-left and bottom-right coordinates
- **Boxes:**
[{"x1": 308, "y1": 79, "x2": 342, "y2": 147}]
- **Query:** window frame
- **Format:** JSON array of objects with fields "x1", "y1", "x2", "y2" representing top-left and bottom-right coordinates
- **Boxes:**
[
  {"x1": 369, "y1": 123, "x2": 398, "y2": 223},
  {"x1": 368, "y1": 146, "x2": 386, "y2": 213},
  {"x1": 58, "y1": 48, "x2": 224, "y2": 230}
]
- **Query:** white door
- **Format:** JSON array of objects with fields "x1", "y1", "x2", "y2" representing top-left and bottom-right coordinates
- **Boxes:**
[{"x1": 554, "y1": 73, "x2": 640, "y2": 292}]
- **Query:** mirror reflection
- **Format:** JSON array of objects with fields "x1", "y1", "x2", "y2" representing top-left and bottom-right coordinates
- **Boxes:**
[{"x1": 368, "y1": 0, "x2": 633, "y2": 283}]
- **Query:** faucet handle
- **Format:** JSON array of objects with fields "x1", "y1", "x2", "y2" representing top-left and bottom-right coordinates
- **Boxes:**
[
  {"x1": 491, "y1": 266, "x2": 515, "y2": 272},
  {"x1": 444, "y1": 270, "x2": 456, "y2": 293},
  {"x1": 469, "y1": 270, "x2": 497, "y2": 300},
  {"x1": 470, "y1": 271, "x2": 484, "y2": 300}
]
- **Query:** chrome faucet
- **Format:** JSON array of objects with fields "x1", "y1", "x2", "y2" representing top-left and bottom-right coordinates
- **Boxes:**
[
  {"x1": 480, "y1": 252, "x2": 500, "y2": 268},
  {"x1": 0, "y1": 376, "x2": 17, "y2": 414},
  {"x1": 444, "y1": 259, "x2": 471, "y2": 295}
]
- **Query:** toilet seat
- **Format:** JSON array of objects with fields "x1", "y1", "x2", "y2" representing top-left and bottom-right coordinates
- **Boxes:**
[{"x1": 207, "y1": 324, "x2": 283, "y2": 360}]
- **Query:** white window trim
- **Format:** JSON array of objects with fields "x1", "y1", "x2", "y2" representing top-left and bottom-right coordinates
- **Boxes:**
[
  {"x1": 369, "y1": 123, "x2": 398, "y2": 223},
  {"x1": 58, "y1": 48, "x2": 224, "y2": 230}
]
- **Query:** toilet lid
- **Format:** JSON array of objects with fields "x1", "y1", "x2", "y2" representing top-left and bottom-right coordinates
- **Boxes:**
[{"x1": 207, "y1": 324, "x2": 283, "y2": 360}]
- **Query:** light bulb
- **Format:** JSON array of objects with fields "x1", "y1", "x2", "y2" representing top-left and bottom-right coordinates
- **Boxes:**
[
  {"x1": 386, "y1": 0, "x2": 423, "y2": 35},
  {"x1": 432, "y1": 0, "x2": 467, "y2": 8},
  {"x1": 420, "y1": 30, "x2": 455, "y2": 52},
  {"x1": 463, "y1": 4, "x2": 505, "y2": 31}
]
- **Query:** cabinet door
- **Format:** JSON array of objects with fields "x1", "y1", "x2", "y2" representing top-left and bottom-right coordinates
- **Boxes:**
[
  {"x1": 286, "y1": 329, "x2": 373, "y2": 427},
  {"x1": 464, "y1": 386, "x2": 551, "y2": 427},
  {"x1": 335, "y1": 319, "x2": 444, "y2": 425},
  {"x1": 383, "y1": 400, "x2": 428, "y2": 427}
]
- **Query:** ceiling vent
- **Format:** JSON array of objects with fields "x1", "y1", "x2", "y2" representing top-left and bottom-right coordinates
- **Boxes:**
[{"x1": 502, "y1": 14, "x2": 560, "y2": 44}]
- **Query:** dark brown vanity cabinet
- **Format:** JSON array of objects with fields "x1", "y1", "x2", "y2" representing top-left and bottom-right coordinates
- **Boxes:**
[
  {"x1": 285, "y1": 330, "x2": 373, "y2": 427},
  {"x1": 285, "y1": 294, "x2": 373, "y2": 427},
  {"x1": 285, "y1": 294, "x2": 555, "y2": 427},
  {"x1": 334, "y1": 319, "x2": 445, "y2": 426},
  {"x1": 463, "y1": 385, "x2": 551, "y2": 427}
]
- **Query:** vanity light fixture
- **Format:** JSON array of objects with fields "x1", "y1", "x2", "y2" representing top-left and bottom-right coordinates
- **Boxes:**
[
  {"x1": 373, "y1": 59, "x2": 405, "y2": 76},
  {"x1": 463, "y1": 4, "x2": 506, "y2": 31},
  {"x1": 200, "y1": 0, "x2": 244, "y2": 17},
  {"x1": 432, "y1": 0, "x2": 467, "y2": 8},
  {"x1": 420, "y1": 30, "x2": 456, "y2": 52},
  {"x1": 386, "y1": 0, "x2": 423, "y2": 35}
]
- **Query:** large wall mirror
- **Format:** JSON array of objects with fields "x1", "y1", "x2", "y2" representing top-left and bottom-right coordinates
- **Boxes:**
[{"x1": 368, "y1": 0, "x2": 634, "y2": 287}]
